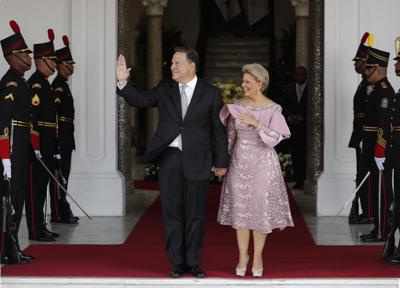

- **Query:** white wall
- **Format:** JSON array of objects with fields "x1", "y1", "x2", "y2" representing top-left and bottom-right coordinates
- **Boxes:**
[
  {"x1": 319, "y1": 0, "x2": 400, "y2": 215},
  {"x1": 0, "y1": 0, "x2": 125, "y2": 216}
]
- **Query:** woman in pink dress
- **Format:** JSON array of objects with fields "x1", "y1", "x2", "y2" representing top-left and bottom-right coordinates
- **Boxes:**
[{"x1": 217, "y1": 63, "x2": 294, "y2": 277}]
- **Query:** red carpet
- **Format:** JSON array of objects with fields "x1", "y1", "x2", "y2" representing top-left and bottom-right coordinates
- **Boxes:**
[{"x1": 2, "y1": 181, "x2": 400, "y2": 278}]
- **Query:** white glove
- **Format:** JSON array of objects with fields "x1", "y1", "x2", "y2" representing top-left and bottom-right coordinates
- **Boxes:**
[
  {"x1": 374, "y1": 157, "x2": 385, "y2": 171},
  {"x1": 1, "y1": 159, "x2": 11, "y2": 179},
  {"x1": 34, "y1": 150, "x2": 42, "y2": 158},
  {"x1": 54, "y1": 154, "x2": 61, "y2": 160}
]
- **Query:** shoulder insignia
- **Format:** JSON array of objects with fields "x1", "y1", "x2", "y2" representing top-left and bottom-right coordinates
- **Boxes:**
[
  {"x1": 32, "y1": 94, "x2": 40, "y2": 106},
  {"x1": 54, "y1": 97, "x2": 61, "y2": 104},
  {"x1": 6, "y1": 81, "x2": 17, "y2": 87},
  {"x1": 380, "y1": 98, "x2": 389, "y2": 109},
  {"x1": 3, "y1": 127, "x2": 9, "y2": 136},
  {"x1": 4, "y1": 93, "x2": 14, "y2": 101},
  {"x1": 32, "y1": 83, "x2": 42, "y2": 89},
  {"x1": 54, "y1": 87, "x2": 64, "y2": 92},
  {"x1": 381, "y1": 82, "x2": 388, "y2": 89}
]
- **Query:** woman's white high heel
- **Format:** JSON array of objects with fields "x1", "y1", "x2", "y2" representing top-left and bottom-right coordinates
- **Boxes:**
[
  {"x1": 235, "y1": 255, "x2": 249, "y2": 277},
  {"x1": 251, "y1": 267, "x2": 263, "y2": 277}
]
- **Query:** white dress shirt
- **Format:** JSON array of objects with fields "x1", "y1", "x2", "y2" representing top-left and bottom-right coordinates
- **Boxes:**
[
  {"x1": 169, "y1": 76, "x2": 198, "y2": 149},
  {"x1": 295, "y1": 82, "x2": 307, "y2": 103}
]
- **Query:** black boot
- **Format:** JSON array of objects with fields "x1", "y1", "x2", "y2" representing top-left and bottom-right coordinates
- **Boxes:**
[
  {"x1": 382, "y1": 233, "x2": 396, "y2": 259},
  {"x1": 383, "y1": 209, "x2": 397, "y2": 259},
  {"x1": 2, "y1": 233, "x2": 31, "y2": 264},
  {"x1": 387, "y1": 238, "x2": 400, "y2": 264}
]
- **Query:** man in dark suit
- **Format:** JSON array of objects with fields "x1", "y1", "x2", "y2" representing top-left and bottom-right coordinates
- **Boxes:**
[
  {"x1": 116, "y1": 47, "x2": 229, "y2": 278},
  {"x1": 285, "y1": 66, "x2": 308, "y2": 189}
]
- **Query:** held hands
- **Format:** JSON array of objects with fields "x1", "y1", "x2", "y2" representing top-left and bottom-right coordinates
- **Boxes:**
[
  {"x1": 212, "y1": 167, "x2": 227, "y2": 177},
  {"x1": 374, "y1": 157, "x2": 385, "y2": 171},
  {"x1": 1, "y1": 159, "x2": 11, "y2": 179},
  {"x1": 116, "y1": 54, "x2": 131, "y2": 84},
  {"x1": 238, "y1": 113, "x2": 259, "y2": 128}
]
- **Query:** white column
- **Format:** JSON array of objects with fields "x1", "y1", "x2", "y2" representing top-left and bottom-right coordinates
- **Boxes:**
[
  {"x1": 69, "y1": 0, "x2": 125, "y2": 216},
  {"x1": 290, "y1": 0, "x2": 309, "y2": 67},
  {"x1": 319, "y1": 0, "x2": 400, "y2": 216}
]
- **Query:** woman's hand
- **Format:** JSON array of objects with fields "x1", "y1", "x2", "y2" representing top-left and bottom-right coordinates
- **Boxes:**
[{"x1": 238, "y1": 112, "x2": 259, "y2": 128}]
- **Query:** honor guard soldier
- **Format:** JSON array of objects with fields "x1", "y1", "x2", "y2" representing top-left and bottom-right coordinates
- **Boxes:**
[
  {"x1": 360, "y1": 47, "x2": 395, "y2": 242},
  {"x1": 26, "y1": 29, "x2": 60, "y2": 242},
  {"x1": 383, "y1": 37, "x2": 400, "y2": 263},
  {"x1": 348, "y1": 33, "x2": 372, "y2": 224},
  {"x1": 0, "y1": 20, "x2": 34, "y2": 263},
  {"x1": 50, "y1": 35, "x2": 79, "y2": 224}
]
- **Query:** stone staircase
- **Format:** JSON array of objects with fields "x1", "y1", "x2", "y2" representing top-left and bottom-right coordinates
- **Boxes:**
[{"x1": 203, "y1": 37, "x2": 271, "y2": 83}]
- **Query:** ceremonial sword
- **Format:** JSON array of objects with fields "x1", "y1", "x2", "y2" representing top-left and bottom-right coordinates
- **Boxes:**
[{"x1": 35, "y1": 155, "x2": 92, "y2": 220}]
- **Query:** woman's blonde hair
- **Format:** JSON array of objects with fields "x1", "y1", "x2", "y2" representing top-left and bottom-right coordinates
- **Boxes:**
[{"x1": 242, "y1": 63, "x2": 270, "y2": 91}]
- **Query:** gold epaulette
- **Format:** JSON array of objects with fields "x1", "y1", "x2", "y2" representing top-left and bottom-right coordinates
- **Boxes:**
[
  {"x1": 392, "y1": 125, "x2": 400, "y2": 132},
  {"x1": 6, "y1": 81, "x2": 17, "y2": 87},
  {"x1": 32, "y1": 83, "x2": 42, "y2": 89}
]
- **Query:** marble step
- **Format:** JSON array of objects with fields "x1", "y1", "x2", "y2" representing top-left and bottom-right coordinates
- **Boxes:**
[{"x1": 2, "y1": 277, "x2": 398, "y2": 288}]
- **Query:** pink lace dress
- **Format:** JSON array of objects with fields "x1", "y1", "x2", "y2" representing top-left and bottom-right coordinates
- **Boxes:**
[{"x1": 217, "y1": 101, "x2": 294, "y2": 233}]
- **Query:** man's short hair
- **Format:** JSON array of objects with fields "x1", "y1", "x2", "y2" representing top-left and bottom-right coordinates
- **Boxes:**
[{"x1": 174, "y1": 46, "x2": 199, "y2": 71}]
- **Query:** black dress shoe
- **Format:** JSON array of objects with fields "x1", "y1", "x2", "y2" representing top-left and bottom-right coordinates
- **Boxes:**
[
  {"x1": 51, "y1": 216, "x2": 79, "y2": 224},
  {"x1": 29, "y1": 231, "x2": 56, "y2": 242},
  {"x1": 387, "y1": 255, "x2": 400, "y2": 264},
  {"x1": 17, "y1": 252, "x2": 34, "y2": 262},
  {"x1": 360, "y1": 233, "x2": 385, "y2": 242},
  {"x1": 350, "y1": 215, "x2": 372, "y2": 224},
  {"x1": 360, "y1": 229, "x2": 377, "y2": 239},
  {"x1": 43, "y1": 227, "x2": 60, "y2": 238},
  {"x1": 357, "y1": 216, "x2": 374, "y2": 224},
  {"x1": 190, "y1": 265, "x2": 205, "y2": 278},
  {"x1": 39, "y1": 227, "x2": 60, "y2": 238},
  {"x1": 170, "y1": 265, "x2": 185, "y2": 278},
  {"x1": 1, "y1": 255, "x2": 31, "y2": 264},
  {"x1": 19, "y1": 250, "x2": 35, "y2": 260}
]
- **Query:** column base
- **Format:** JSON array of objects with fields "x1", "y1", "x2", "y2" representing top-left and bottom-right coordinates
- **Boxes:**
[
  {"x1": 68, "y1": 172, "x2": 125, "y2": 216},
  {"x1": 317, "y1": 173, "x2": 355, "y2": 216}
]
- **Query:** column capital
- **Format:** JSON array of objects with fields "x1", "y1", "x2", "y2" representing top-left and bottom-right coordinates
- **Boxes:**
[
  {"x1": 290, "y1": 0, "x2": 309, "y2": 17},
  {"x1": 142, "y1": 0, "x2": 168, "y2": 16}
]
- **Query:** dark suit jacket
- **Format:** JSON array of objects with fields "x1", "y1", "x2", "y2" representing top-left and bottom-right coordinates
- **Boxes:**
[
  {"x1": 117, "y1": 78, "x2": 229, "y2": 180},
  {"x1": 284, "y1": 82, "x2": 308, "y2": 134}
]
